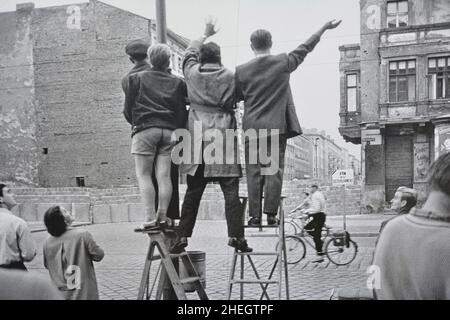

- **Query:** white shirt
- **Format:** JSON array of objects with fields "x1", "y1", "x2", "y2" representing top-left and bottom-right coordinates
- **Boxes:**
[
  {"x1": 305, "y1": 191, "x2": 326, "y2": 214},
  {"x1": 0, "y1": 208, "x2": 36, "y2": 265}
]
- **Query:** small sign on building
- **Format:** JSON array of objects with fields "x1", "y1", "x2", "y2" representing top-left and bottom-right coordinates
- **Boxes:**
[
  {"x1": 332, "y1": 169, "x2": 354, "y2": 186},
  {"x1": 362, "y1": 129, "x2": 382, "y2": 145}
]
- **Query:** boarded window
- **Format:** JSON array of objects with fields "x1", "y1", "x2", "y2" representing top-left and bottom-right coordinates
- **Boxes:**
[
  {"x1": 365, "y1": 145, "x2": 384, "y2": 185},
  {"x1": 76, "y1": 177, "x2": 85, "y2": 187},
  {"x1": 385, "y1": 136, "x2": 413, "y2": 201}
]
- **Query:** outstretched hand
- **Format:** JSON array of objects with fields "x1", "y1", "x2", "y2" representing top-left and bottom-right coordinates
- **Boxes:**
[
  {"x1": 204, "y1": 16, "x2": 220, "y2": 38},
  {"x1": 324, "y1": 19, "x2": 342, "y2": 30}
]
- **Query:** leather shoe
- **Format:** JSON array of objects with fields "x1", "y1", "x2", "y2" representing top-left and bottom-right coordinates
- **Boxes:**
[
  {"x1": 247, "y1": 217, "x2": 261, "y2": 227},
  {"x1": 170, "y1": 237, "x2": 188, "y2": 254},
  {"x1": 228, "y1": 238, "x2": 253, "y2": 253},
  {"x1": 267, "y1": 215, "x2": 279, "y2": 226}
]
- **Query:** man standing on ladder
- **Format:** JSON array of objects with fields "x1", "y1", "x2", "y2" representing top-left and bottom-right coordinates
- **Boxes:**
[
  {"x1": 235, "y1": 20, "x2": 341, "y2": 227},
  {"x1": 171, "y1": 19, "x2": 252, "y2": 254}
]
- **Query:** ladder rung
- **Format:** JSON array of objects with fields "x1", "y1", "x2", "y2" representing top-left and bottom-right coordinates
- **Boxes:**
[
  {"x1": 180, "y1": 277, "x2": 201, "y2": 284},
  {"x1": 150, "y1": 251, "x2": 189, "y2": 260},
  {"x1": 235, "y1": 252, "x2": 278, "y2": 256},
  {"x1": 230, "y1": 280, "x2": 279, "y2": 284},
  {"x1": 170, "y1": 252, "x2": 189, "y2": 258}
]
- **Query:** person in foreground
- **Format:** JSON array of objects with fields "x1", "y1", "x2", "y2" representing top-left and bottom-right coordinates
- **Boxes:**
[
  {"x1": 373, "y1": 152, "x2": 450, "y2": 299},
  {"x1": 43, "y1": 206, "x2": 105, "y2": 300},
  {"x1": 0, "y1": 268, "x2": 62, "y2": 300},
  {"x1": 380, "y1": 186, "x2": 418, "y2": 233},
  {"x1": 0, "y1": 184, "x2": 36, "y2": 271}
]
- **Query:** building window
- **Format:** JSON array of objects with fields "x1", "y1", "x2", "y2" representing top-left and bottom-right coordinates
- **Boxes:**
[
  {"x1": 428, "y1": 56, "x2": 450, "y2": 100},
  {"x1": 389, "y1": 60, "x2": 416, "y2": 102},
  {"x1": 346, "y1": 73, "x2": 358, "y2": 112},
  {"x1": 76, "y1": 176, "x2": 85, "y2": 187},
  {"x1": 387, "y1": 1, "x2": 408, "y2": 28}
]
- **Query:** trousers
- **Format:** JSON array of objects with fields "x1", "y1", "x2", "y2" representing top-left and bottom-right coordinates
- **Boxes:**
[
  {"x1": 178, "y1": 164, "x2": 244, "y2": 238},
  {"x1": 244, "y1": 135, "x2": 287, "y2": 218},
  {"x1": 305, "y1": 212, "x2": 326, "y2": 254}
]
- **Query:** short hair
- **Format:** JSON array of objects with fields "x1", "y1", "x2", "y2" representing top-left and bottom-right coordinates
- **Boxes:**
[
  {"x1": 311, "y1": 184, "x2": 319, "y2": 189},
  {"x1": 0, "y1": 184, "x2": 5, "y2": 197},
  {"x1": 148, "y1": 44, "x2": 171, "y2": 70},
  {"x1": 428, "y1": 152, "x2": 450, "y2": 197},
  {"x1": 396, "y1": 186, "x2": 418, "y2": 211},
  {"x1": 199, "y1": 42, "x2": 221, "y2": 65},
  {"x1": 44, "y1": 206, "x2": 67, "y2": 237},
  {"x1": 250, "y1": 29, "x2": 272, "y2": 51}
]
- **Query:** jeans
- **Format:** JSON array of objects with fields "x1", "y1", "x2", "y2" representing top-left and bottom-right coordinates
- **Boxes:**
[
  {"x1": 178, "y1": 164, "x2": 244, "y2": 238},
  {"x1": 244, "y1": 135, "x2": 287, "y2": 218},
  {"x1": 305, "y1": 212, "x2": 326, "y2": 254}
]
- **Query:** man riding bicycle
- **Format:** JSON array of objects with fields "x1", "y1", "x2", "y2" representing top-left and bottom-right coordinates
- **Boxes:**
[{"x1": 291, "y1": 184, "x2": 326, "y2": 263}]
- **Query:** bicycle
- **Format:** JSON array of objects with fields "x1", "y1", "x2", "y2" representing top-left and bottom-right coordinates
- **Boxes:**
[{"x1": 278, "y1": 213, "x2": 358, "y2": 266}]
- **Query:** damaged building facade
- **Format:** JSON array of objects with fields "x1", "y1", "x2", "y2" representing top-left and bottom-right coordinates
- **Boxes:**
[
  {"x1": 339, "y1": 0, "x2": 450, "y2": 211},
  {"x1": 0, "y1": 1, "x2": 188, "y2": 187}
]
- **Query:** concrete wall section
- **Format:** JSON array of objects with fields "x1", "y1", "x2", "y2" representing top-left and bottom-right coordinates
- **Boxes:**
[{"x1": 11, "y1": 183, "x2": 364, "y2": 223}]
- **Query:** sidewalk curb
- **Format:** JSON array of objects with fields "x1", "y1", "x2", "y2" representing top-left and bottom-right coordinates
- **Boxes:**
[{"x1": 351, "y1": 232, "x2": 379, "y2": 238}]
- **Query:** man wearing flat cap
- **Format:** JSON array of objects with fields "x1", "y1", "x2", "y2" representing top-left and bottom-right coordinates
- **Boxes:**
[{"x1": 122, "y1": 39, "x2": 183, "y2": 224}]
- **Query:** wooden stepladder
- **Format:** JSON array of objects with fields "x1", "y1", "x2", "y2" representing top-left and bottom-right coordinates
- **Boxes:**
[
  {"x1": 136, "y1": 228, "x2": 208, "y2": 300},
  {"x1": 227, "y1": 196, "x2": 289, "y2": 300}
]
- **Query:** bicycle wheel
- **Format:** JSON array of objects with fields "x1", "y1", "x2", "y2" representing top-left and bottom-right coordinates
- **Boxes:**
[
  {"x1": 276, "y1": 235, "x2": 306, "y2": 265},
  {"x1": 325, "y1": 238, "x2": 358, "y2": 266},
  {"x1": 283, "y1": 221, "x2": 298, "y2": 235},
  {"x1": 275, "y1": 220, "x2": 297, "y2": 235}
]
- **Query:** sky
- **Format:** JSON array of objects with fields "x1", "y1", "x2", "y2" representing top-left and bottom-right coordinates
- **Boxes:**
[{"x1": 0, "y1": 0, "x2": 362, "y2": 158}]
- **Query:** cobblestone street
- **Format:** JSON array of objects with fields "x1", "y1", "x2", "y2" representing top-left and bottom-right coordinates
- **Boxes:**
[{"x1": 27, "y1": 221, "x2": 377, "y2": 300}]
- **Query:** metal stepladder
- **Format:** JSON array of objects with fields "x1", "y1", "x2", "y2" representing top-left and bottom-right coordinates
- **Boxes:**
[
  {"x1": 136, "y1": 227, "x2": 208, "y2": 300},
  {"x1": 227, "y1": 196, "x2": 289, "y2": 300}
]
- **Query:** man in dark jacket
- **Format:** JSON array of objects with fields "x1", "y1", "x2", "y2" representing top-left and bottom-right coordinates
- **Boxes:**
[
  {"x1": 124, "y1": 43, "x2": 187, "y2": 229},
  {"x1": 235, "y1": 20, "x2": 341, "y2": 226},
  {"x1": 171, "y1": 21, "x2": 251, "y2": 253},
  {"x1": 122, "y1": 40, "x2": 181, "y2": 222}
]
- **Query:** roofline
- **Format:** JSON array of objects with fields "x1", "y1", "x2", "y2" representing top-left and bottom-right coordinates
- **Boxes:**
[{"x1": 93, "y1": 0, "x2": 189, "y2": 47}]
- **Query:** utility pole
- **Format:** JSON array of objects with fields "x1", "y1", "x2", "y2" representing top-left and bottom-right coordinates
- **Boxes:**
[{"x1": 155, "y1": 0, "x2": 167, "y2": 44}]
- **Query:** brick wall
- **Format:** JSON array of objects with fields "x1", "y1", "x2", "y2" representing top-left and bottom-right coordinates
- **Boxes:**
[
  {"x1": 0, "y1": 0, "x2": 188, "y2": 188},
  {"x1": 33, "y1": 0, "x2": 153, "y2": 187},
  {"x1": 0, "y1": 4, "x2": 39, "y2": 185},
  {"x1": 11, "y1": 183, "x2": 363, "y2": 223}
]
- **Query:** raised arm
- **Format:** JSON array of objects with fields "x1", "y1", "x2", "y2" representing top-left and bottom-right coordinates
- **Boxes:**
[
  {"x1": 288, "y1": 19, "x2": 342, "y2": 73},
  {"x1": 183, "y1": 18, "x2": 220, "y2": 75}
]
